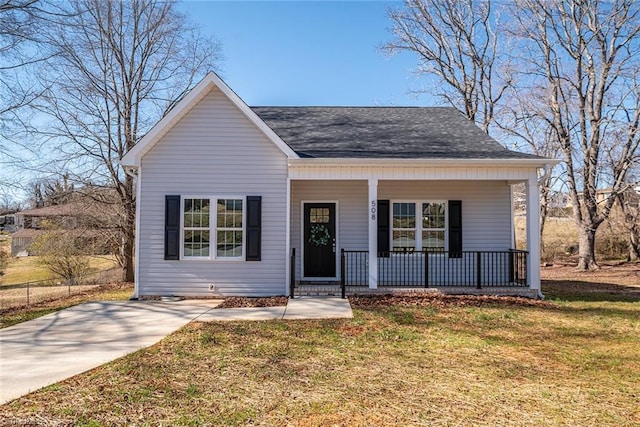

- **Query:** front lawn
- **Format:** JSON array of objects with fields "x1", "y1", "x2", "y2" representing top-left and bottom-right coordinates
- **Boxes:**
[
  {"x1": 0, "y1": 254, "x2": 119, "y2": 286},
  {"x1": 1, "y1": 272, "x2": 639, "y2": 426}
]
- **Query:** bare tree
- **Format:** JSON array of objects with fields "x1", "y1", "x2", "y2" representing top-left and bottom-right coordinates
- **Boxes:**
[
  {"x1": 30, "y1": 227, "x2": 91, "y2": 284},
  {"x1": 383, "y1": 0, "x2": 510, "y2": 132},
  {"x1": 0, "y1": 0, "x2": 41, "y2": 118},
  {"x1": 35, "y1": 0, "x2": 221, "y2": 281},
  {"x1": 496, "y1": 85, "x2": 564, "y2": 240},
  {"x1": 609, "y1": 162, "x2": 640, "y2": 261},
  {"x1": 617, "y1": 187, "x2": 640, "y2": 261},
  {"x1": 0, "y1": 191, "x2": 22, "y2": 213},
  {"x1": 513, "y1": 0, "x2": 640, "y2": 270},
  {"x1": 28, "y1": 173, "x2": 75, "y2": 208},
  {"x1": 0, "y1": 0, "x2": 45, "y2": 187},
  {"x1": 384, "y1": 0, "x2": 557, "y2": 246}
]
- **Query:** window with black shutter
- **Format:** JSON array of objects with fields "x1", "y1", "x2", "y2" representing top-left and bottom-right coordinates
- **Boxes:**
[
  {"x1": 246, "y1": 196, "x2": 262, "y2": 261},
  {"x1": 448, "y1": 200, "x2": 462, "y2": 258},
  {"x1": 164, "y1": 195, "x2": 180, "y2": 260}
]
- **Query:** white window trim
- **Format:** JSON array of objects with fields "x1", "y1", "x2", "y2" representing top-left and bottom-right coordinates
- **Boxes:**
[
  {"x1": 421, "y1": 201, "x2": 447, "y2": 251},
  {"x1": 390, "y1": 200, "x2": 448, "y2": 253},
  {"x1": 390, "y1": 200, "x2": 418, "y2": 252},
  {"x1": 180, "y1": 195, "x2": 247, "y2": 261}
]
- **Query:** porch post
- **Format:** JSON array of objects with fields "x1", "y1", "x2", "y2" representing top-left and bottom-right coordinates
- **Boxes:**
[
  {"x1": 285, "y1": 177, "x2": 292, "y2": 296},
  {"x1": 368, "y1": 178, "x2": 378, "y2": 289},
  {"x1": 526, "y1": 176, "x2": 541, "y2": 293},
  {"x1": 509, "y1": 183, "x2": 516, "y2": 249}
]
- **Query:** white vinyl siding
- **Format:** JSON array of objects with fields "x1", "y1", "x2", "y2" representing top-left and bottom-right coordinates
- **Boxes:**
[{"x1": 138, "y1": 86, "x2": 288, "y2": 297}]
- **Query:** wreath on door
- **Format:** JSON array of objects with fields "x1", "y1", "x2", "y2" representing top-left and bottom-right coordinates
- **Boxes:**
[{"x1": 309, "y1": 224, "x2": 330, "y2": 246}]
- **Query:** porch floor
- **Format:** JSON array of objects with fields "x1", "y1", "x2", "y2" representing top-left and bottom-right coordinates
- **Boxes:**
[{"x1": 294, "y1": 284, "x2": 540, "y2": 299}]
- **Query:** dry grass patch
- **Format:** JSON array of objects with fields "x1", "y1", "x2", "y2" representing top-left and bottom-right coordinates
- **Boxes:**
[
  {"x1": 542, "y1": 262, "x2": 640, "y2": 302},
  {"x1": 350, "y1": 293, "x2": 554, "y2": 309},
  {"x1": 216, "y1": 296, "x2": 288, "y2": 308},
  {"x1": 1, "y1": 282, "x2": 639, "y2": 426}
]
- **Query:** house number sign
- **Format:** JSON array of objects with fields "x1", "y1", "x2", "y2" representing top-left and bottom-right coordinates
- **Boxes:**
[{"x1": 370, "y1": 200, "x2": 376, "y2": 221}]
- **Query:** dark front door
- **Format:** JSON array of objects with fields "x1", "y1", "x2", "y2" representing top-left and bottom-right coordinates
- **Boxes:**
[{"x1": 303, "y1": 203, "x2": 336, "y2": 278}]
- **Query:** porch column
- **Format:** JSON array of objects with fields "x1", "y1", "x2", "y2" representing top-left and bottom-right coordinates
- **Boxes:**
[
  {"x1": 526, "y1": 176, "x2": 541, "y2": 293},
  {"x1": 368, "y1": 178, "x2": 378, "y2": 289}
]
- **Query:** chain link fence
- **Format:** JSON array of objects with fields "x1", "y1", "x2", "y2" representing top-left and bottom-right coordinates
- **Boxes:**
[{"x1": 0, "y1": 268, "x2": 122, "y2": 311}]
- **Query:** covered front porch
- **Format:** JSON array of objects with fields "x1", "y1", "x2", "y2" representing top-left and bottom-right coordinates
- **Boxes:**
[{"x1": 286, "y1": 160, "x2": 544, "y2": 298}]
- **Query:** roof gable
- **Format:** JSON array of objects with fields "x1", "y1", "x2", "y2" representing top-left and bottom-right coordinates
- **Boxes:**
[{"x1": 120, "y1": 72, "x2": 299, "y2": 167}]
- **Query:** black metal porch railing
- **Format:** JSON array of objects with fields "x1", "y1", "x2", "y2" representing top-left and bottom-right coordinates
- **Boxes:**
[{"x1": 340, "y1": 249, "x2": 528, "y2": 291}]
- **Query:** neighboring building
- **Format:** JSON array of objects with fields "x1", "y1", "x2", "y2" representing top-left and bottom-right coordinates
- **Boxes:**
[
  {"x1": 121, "y1": 72, "x2": 557, "y2": 299},
  {"x1": 0, "y1": 214, "x2": 17, "y2": 233},
  {"x1": 10, "y1": 202, "x2": 115, "y2": 256},
  {"x1": 564, "y1": 186, "x2": 640, "y2": 210}
]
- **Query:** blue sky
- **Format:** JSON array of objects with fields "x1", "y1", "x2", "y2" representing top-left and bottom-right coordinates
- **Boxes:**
[
  {"x1": 2, "y1": 1, "x2": 431, "y2": 201},
  {"x1": 178, "y1": 1, "x2": 429, "y2": 106}
]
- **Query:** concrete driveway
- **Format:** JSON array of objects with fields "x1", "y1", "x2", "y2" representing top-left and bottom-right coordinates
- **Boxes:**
[
  {"x1": 0, "y1": 300, "x2": 220, "y2": 404},
  {"x1": 0, "y1": 297, "x2": 353, "y2": 404}
]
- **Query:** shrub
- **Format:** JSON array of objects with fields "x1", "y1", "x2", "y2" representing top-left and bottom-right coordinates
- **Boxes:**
[
  {"x1": 0, "y1": 249, "x2": 8, "y2": 276},
  {"x1": 30, "y1": 230, "x2": 90, "y2": 284}
]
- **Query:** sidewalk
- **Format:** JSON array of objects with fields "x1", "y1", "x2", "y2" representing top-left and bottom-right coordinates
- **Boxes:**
[
  {"x1": 0, "y1": 297, "x2": 352, "y2": 404},
  {"x1": 198, "y1": 296, "x2": 353, "y2": 321}
]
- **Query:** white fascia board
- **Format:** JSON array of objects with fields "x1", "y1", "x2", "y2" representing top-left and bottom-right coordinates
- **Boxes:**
[
  {"x1": 120, "y1": 72, "x2": 298, "y2": 167},
  {"x1": 288, "y1": 157, "x2": 561, "y2": 168}
]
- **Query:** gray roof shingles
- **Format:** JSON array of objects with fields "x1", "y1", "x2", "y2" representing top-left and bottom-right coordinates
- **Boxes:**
[{"x1": 251, "y1": 106, "x2": 542, "y2": 160}]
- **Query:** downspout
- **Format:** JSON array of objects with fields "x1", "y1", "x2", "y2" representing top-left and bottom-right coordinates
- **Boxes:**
[
  {"x1": 124, "y1": 166, "x2": 140, "y2": 300},
  {"x1": 537, "y1": 163, "x2": 551, "y2": 185},
  {"x1": 535, "y1": 163, "x2": 551, "y2": 300}
]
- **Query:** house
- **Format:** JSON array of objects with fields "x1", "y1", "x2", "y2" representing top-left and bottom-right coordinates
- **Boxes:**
[
  {"x1": 121, "y1": 72, "x2": 557, "y2": 299},
  {"x1": 0, "y1": 213, "x2": 17, "y2": 233},
  {"x1": 10, "y1": 202, "x2": 117, "y2": 256},
  {"x1": 566, "y1": 186, "x2": 640, "y2": 211}
]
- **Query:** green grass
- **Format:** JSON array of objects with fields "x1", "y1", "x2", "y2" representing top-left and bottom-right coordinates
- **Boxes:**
[
  {"x1": 1, "y1": 281, "x2": 638, "y2": 426},
  {"x1": 0, "y1": 254, "x2": 118, "y2": 286}
]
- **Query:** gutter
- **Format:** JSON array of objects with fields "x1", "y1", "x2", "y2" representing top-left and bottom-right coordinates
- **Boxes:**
[
  {"x1": 289, "y1": 157, "x2": 561, "y2": 168},
  {"x1": 124, "y1": 166, "x2": 138, "y2": 179},
  {"x1": 537, "y1": 163, "x2": 551, "y2": 185}
]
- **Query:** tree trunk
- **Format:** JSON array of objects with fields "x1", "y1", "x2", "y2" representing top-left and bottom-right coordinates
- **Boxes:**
[
  {"x1": 628, "y1": 226, "x2": 640, "y2": 262},
  {"x1": 121, "y1": 226, "x2": 135, "y2": 282},
  {"x1": 576, "y1": 226, "x2": 599, "y2": 270},
  {"x1": 120, "y1": 175, "x2": 136, "y2": 283}
]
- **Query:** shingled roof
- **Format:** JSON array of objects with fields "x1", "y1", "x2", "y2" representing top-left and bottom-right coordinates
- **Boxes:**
[{"x1": 251, "y1": 106, "x2": 541, "y2": 160}]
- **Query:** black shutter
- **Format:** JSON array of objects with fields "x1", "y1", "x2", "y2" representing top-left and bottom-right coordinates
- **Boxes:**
[
  {"x1": 165, "y1": 195, "x2": 181, "y2": 260},
  {"x1": 246, "y1": 196, "x2": 262, "y2": 261},
  {"x1": 448, "y1": 200, "x2": 462, "y2": 258},
  {"x1": 377, "y1": 200, "x2": 390, "y2": 257}
]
